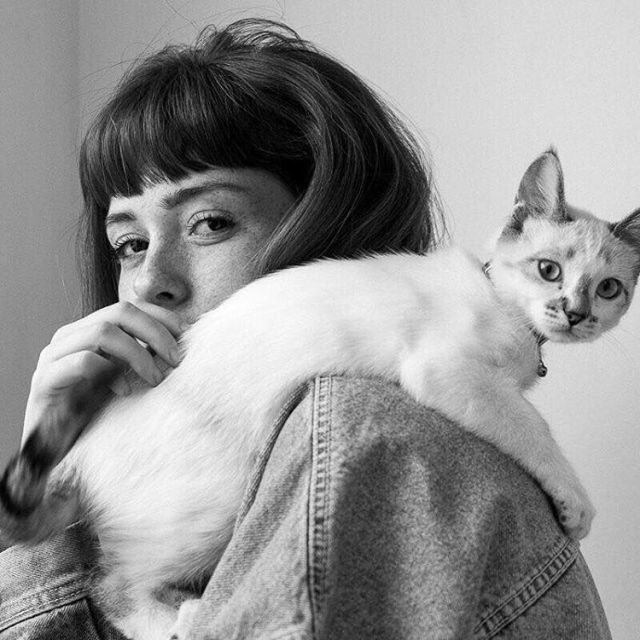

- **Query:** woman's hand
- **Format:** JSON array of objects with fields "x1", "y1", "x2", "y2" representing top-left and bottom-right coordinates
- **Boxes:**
[{"x1": 21, "y1": 301, "x2": 185, "y2": 456}]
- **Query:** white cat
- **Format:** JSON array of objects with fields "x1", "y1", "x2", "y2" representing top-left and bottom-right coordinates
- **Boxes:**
[{"x1": 1, "y1": 149, "x2": 639, "y2": 639}]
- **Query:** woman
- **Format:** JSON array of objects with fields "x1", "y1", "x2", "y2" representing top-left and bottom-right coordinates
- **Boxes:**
[{"x1": 0, "y1": 19, "x2": 611, "y2": 639}]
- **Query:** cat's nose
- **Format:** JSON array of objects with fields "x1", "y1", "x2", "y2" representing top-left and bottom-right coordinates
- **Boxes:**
[
  {"x1": 562, "y1": 297, "x2": 589, "y2": 326},
  {"x1": 564, "y1": 310, "x2": 587, "y2": 326}
]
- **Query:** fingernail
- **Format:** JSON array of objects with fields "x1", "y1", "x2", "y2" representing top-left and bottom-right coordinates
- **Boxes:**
[
  {"x1": 152, "y1": 369, "x2": 164, "y2": 386},
  {"x1": 170, "y1": 346, "x2": 182, "y2": 366},
  {"x1": 111, "y1": 378, "x2": 130, "y2": 396}
]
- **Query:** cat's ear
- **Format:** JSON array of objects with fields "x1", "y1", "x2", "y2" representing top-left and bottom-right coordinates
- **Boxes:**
[
  {"x1": 506, "y1": 148, "x2": 570, "y2": 235},
  {"x1": 612, "y1": 208, "x2": 640, "y2": 254}
]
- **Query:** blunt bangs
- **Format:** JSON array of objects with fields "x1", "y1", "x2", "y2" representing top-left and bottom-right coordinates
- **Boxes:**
[{"x1": 79, "y1": 43, "x2": 310, "y2": 211}]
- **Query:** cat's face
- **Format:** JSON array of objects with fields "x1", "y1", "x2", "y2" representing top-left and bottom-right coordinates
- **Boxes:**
[{"x1": 489, "y1": 150, "x2": 640, "y2": 343}]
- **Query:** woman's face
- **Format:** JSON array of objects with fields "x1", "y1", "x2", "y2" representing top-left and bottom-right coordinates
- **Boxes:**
[{"x1": 106, "y1": 168, "x2": 294, "y2": 325}]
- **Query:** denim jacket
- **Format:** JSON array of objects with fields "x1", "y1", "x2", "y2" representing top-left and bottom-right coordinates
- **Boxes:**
[{"x1": 0, "y1": 376, "x2": 611, "y2": 639}]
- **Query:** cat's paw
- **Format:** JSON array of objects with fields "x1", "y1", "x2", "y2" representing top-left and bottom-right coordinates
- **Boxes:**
[
  {"x1": 553, "y1": 484, "x2": 596, "y2": 540},
  {"x1": 167, "y1": 598, "x2": 200, "y2": 640}
]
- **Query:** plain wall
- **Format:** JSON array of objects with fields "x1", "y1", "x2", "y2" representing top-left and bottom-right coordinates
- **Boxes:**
[
  {"x1": 2, "y1": 1, "x2": 638, "y2": 637},
  {"x1": 0, "y1": 1, "x2": 80, "y2": 458}
]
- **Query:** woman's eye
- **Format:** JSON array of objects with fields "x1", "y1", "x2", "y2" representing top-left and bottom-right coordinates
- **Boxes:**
[
  {"x1": 596, "y1": 278, "x2": 622, "y2": 299},
  {"x1": 188, "y1": 213, "x2": 235, "y2": 237},
  {"x1": 112, "y1": 236, "x2": 148, "y2": 261},
  {"x1": 538, "y1": 259, "x2": 562, "y2": 282}
]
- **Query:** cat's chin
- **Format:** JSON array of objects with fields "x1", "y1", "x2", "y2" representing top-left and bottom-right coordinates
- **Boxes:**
[
  {"x1": 541, "y1": 327, "x2": 598, "y2": 344},
  {"x1": 534, "y1": 325, "x2": 577, "y2": 344},
  {"x1": 547, "y1": 332, "x2": 578, "y2": 344}
]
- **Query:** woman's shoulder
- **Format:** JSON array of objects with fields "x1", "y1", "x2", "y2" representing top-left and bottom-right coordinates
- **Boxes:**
[
  {"x1": 281, "y1": 373, "x2": 563, "y2": 537},
  {"x1": 295, "y1": 375, "x2": 544, "y2": 491},
  {"x1": 269, "y1": 375, "x2": 610, "y2": 638}
]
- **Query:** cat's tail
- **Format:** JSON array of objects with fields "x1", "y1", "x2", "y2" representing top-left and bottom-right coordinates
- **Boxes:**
[{"x1": 0, "y1": 431, "x2": 80, "y2": 545}]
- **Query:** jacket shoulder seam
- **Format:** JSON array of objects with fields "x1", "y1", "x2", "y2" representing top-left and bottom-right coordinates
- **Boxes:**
[
  {"x1": 234, "y1": 381, "x2": 312, "y2": 528},
  {"x1": 308, "y1": 376, "x2": 333, "y2": 639}
]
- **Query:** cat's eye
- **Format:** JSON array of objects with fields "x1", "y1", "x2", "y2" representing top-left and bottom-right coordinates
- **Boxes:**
[
  {"x1": 538, "y1": 260, "x2": 562, "y2": 282},
  {"x1": 596, "y1": 278, "x2": 622, "y2": 299}
]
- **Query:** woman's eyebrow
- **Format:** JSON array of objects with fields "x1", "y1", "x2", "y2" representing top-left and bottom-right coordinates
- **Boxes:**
[
  {"x1": 105, "y1": 180, "x2": 250, "y2": 227},
  {"x1": 104, "y1": 211, "x2": 135, "y2": 228},
  {"x1": 160, "y1": 181, "x2": 249, "y2": 210}
]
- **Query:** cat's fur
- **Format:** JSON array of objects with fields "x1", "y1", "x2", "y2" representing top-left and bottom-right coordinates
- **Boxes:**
[{"x1": 1, "y1": 149, "x2": 639, "y2": 639}]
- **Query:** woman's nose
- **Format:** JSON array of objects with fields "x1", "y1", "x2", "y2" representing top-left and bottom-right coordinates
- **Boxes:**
[{"x1": 132, "y1": 244, "x2": 190, "y2": 308}]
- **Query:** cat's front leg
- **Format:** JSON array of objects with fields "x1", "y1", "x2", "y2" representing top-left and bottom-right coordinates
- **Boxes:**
[
  {"x1": 112, "y1": 602, "x2": 178, "y2": 640},
  {"x1": 402, "y1": 366, "x2": 595, "y2": 539},
  {"x1": 167, "y1": 598, "x2": 201, "y2": 640},
  {"x1": 462, "y1": 387, "x2": 595, "y2": 539},
  {"x1": 97, "y1": 575, "x2": 180, "y2": 640},
  {"x1": 552, "y1": 480, "x2": 594, "y2": 540}
]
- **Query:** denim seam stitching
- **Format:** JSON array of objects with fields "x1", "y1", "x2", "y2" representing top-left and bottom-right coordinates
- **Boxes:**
[
  {"x1": 473, "y1": 536, "x2": 579, "y2": 638},
  {"x1": 308, "y1": 375, "x2": 332, "y2": 639},
  {"x1": 264, "y1": 623, "x2": 311, "y2": 640},
  {"x1": 0, "y1": 576, "x2": 90, "y2": 631},
  {"x1": 233, "y1": 382, "x2": 311, "y2": 530}
]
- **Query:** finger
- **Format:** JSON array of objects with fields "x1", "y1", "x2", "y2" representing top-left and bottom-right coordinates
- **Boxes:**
[
  {"x1": 105, "y1": 301, "x2": 184, "y2": 365},
  {"x1": 109, "y1": 374, "x2": 132, "y2": 397},
  {"x1": 53, "y1": 302, "x2": 183, "y2": 367},
  {"x1": 44, "y1": 323, "x2": 165, "y2": 387},
  {"x1": 129, "y1": 301, "x2": 187, "y2": 338},
  {"x1": 57, "y1": 301, "x2": 185, "y2": 337}
]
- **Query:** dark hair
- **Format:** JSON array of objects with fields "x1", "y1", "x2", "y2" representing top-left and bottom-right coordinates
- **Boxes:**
[{"x1": 78, "y1": 19, "x2": 444, "y2": 312}]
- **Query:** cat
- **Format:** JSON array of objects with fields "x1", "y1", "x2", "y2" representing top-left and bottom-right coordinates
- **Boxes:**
[{"x1": 1, "y1": 148, "x2": 639, "y2": 640}]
